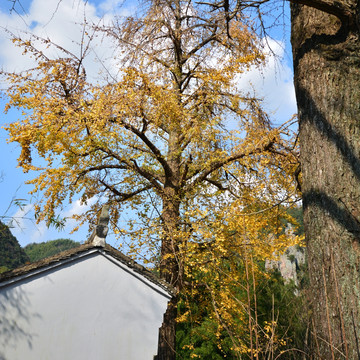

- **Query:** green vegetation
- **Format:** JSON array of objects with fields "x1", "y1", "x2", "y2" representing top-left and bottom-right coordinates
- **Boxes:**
[
  {"x1": 0, "y1": 222, "x2": 81, "y2": 272},
  {"x1": 24, "y1": 239, "x2": 80, "y2": 262},
  {"x1": 176, "y1": 210, "x2": 307, "y2": 359},
  {"x1": 176, "y1": 267, "x2": 308, "y2": 359},
  {"x1": 0, "y1": 221, "x2": 30, "y2": 273},
  {"x1": 285, "y1": 206, "x2": 304, "y2": 236}
]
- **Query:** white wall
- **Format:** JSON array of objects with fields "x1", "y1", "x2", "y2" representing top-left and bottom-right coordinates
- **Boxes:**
[{"x1": 0, "y1": 251, "x2": 170, "y2": 360}]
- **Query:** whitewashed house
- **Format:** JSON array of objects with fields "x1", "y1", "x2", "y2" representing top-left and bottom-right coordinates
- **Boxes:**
[{"x1": 0, "y1": 208, "x2": 173, "y2": 360}]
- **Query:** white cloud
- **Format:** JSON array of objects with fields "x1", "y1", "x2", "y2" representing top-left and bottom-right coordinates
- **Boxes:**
[
  {"x1": 237, "y1": 37, "x2": 296, "y2": 124},
  {"x1": 0, "y1": 0, "x2": 118, "y2": 79},
  {"x1": 9, "y1": 203, "x2": 34, "y2": 232},
  {"x1": 0, "y1": 3, "x2": 296, "y2": 118},
  {"x1": 64, "y1": 197, "x2": 97, "y2": 220},
  {"x1": 8, "y1": 198, "x2": 97, "y2": 246},
  {"x1": 8, "y1": 204, "x2": 48, "y2": 245},
  {"x1": 29, "y1": 220, "x2": 48, "y2": 243}
]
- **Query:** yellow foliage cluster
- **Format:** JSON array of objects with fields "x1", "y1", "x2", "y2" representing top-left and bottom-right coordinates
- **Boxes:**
[
  {"x1": 179, "y1": 196, "x2": 303, "y2": 356},
  {"x1": 2, "y1": 0, "x2": 302, "y2": 356}
]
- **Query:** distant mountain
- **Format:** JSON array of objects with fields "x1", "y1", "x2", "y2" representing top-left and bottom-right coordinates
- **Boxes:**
[
  {"x1": 24, "y1": 239, "x2": 81, "y2": 262},
  {"x1": 0, "y1": 221, "x2": 30, "y2": 273}
]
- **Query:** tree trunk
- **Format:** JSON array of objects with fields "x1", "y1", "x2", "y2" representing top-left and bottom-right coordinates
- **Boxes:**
[
  {"x1": 156, "y1": 187, "x2": 182, "y2": 360},
  {"x1": 156, "y1": 295, "x2": 178, "y2": 360},
  {"x1": 291, "y1": 3, "x2": 360, "y2": 358}
]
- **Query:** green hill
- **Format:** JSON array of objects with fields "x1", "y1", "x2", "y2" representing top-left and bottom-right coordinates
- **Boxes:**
[
  {"x1": 0, "y1": 221, "x2": 30, "y2": 273},
  {"x1": 24, "y1": 239, "x2": 81, "y2": 262}
]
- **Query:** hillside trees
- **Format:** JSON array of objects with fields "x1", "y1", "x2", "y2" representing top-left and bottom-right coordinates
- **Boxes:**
[
  {"x1": 3, "y1": 0, "x2": 299, "y2": 357},
  {"x1": 24, "y1": 239, "x2": 80, "y2": 262},
  {"x1": 0, "y1": 221, "x2": 29, "y2": 273}
]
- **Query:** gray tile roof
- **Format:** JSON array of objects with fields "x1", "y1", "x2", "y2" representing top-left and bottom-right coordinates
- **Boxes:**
[{"x1": 0, "y1": 243, "x2": 174, "y2": 296}]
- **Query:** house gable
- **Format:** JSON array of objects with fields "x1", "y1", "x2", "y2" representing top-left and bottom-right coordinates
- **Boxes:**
[
  {"x1": 0, "y1": 245, "x2": 172, "y2": 360},
  {"x1": 0, "y1": 245, "x2": 173, "y2": 297}
]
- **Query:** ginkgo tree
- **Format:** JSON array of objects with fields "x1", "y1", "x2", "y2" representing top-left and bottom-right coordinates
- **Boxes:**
[{"x1": 3, "y1": 0, "x2": 300, "y2": 357}]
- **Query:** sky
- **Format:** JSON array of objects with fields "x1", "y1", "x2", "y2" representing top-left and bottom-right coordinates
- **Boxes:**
[{"x1": 0, "y1": 0, "x2": 297, "y2": 247}]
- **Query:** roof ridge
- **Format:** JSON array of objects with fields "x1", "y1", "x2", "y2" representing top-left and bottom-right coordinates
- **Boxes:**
[{"x1": 0, "y1": 243, "x2": 174, "y2": 296}]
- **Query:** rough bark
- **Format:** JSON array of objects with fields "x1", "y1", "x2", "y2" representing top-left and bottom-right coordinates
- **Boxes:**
[
  {"x1": 156, "y1": 177, "x2": 182, "y2": 360},
  {"x1": 156, "y1": 191, "x2": 181, "y2": 360},
  {"x1": 291, "y1": 2, "x2": 360, "y2": 358},
  {"x1": 156, "y1": 295, "x2": 178, "y2": 360}
]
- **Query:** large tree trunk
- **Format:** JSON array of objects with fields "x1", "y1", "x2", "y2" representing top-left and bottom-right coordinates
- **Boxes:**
[
  {"x1": 291, "y1": 3, "x2": 360, "y2": 358},
  {"x1": 156, "y1": 296, "x2": 178, "y2": 360},
  {"x1": 156, "y1": 187, "x2": 182, "y2": 360}
]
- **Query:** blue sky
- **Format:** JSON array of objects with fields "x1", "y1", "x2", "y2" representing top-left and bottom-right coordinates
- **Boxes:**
[{"x1": 0, "y1": 0, "x2": 296, "y2": 247}]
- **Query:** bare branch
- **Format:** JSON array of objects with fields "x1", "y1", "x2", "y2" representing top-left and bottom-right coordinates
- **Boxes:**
[
  {"x1": 114, "y1": 118, "x2": 173, "y2": 180},
  {"x1": 94, "y1": 145, "x2": 164, "y2": 190},
  {"x1": 99, "y1": 179, "x2": 153, "y2": 201},
  {"x1": 187, "y1": 139, "x2": 275, "y2": 189}
]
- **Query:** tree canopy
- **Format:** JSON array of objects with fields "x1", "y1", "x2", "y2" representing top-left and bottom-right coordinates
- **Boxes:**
[
  {"x1": 2, "y1": 0, "x2": 301, "y2": 357},
  {"x1": 4, "y1": 0, "x2": 298, "y2": 266}
]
